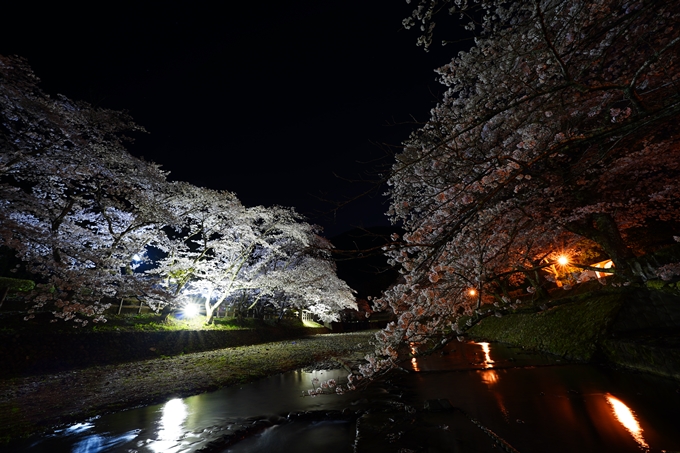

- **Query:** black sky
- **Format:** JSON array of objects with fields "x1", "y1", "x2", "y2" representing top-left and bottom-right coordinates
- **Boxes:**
[{"x1": 2, "y1": 1, "x2": 454, "y2": 237}]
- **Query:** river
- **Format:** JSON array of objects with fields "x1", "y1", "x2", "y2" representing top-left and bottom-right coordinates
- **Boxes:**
[{"x1": 6, "y1": 340, "x2": 680, "y2": 452}]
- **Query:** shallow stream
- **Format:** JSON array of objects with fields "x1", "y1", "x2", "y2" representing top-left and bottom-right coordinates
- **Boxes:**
[{"x1": 8, "y1": 341, "x2": 680, "y2": 452}]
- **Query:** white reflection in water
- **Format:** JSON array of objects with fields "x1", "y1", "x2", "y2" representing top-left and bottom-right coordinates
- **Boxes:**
[
  {"x1": 476, "y1": 342, "x2": 495, "y2": 368},
  {"x1": 64, "y1": 422, "x2": 95, "y2": 434},
  {"x1": 72, "y1": 431, "x2": 139, "y2": 453},
  {"x1": 150, "y1": 397, "x2": 189, "y2": 452},
  {"x1": 605, "y1": 394, "x2": 649, "y2": 451},
  {"x1": 73, "y1": 435, "x2": 103, "y2": 453}
]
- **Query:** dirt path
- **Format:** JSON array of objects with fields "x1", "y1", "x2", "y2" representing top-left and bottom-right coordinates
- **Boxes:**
[{"x1": 0, "y1": 331, "x2": 375, "y2": 443}]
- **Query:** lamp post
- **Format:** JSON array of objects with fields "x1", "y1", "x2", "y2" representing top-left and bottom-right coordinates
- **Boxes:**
[{"x1": 468, "y1": 287, "x2": 482, "y2": 309}]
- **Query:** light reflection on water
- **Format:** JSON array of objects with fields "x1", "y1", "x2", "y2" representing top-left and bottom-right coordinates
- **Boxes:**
[
  {"x1": 8, "y1": 368, "x2": 356, "y2": 453},
  {"x1": 399, "y1": 341, "x2": 680, "y2": 452},
  {"x1": 477, "y1": 343, "x2": 494, "y2": 368},
  {"x1": 409, "y1": 342, "x2": 421, "y2": 372},
  {"x1": 9, "y1": 341, "x2": 680, "y2": 453},
  {"x1": 149, "y1": 398, "x2": 189, "y2": 453},
  {"x1": 480, "y1": 369, "x2": 499, "y2": 385},
  {"x1": 476, "y1": 341, "x2": 495, "y2": 368},
  {"x1": 71, "y1": 430, "x2": 140, "y2": 453},
  {"x1": 606, "y1": 394, "x2": 649, "y2": 451}
]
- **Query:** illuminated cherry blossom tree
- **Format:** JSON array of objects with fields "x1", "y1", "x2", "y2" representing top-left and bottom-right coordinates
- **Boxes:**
[
  {"x1": 1, "y1": 55, "x2": 355, "y2": 325},
  {"x1": 364, "y1": 0, "x2": 680, "y2": 377},
  {"x1": 259, "y1": 233, "x2": 357, "y2": 322},
  {"x1": 148, "y1": 183, "x2": 356, "y2": 323},
  {"x1": 1, "y1": 55, "x2": 172, "y2": 325}
]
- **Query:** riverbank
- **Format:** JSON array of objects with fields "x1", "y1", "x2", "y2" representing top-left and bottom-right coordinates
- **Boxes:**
[
  {"x1": 0, "y1": 331, "x2": 376, "y2": 444},
  {"x1": 466, "y1": 286, "x2": 680, "y2": 380}
]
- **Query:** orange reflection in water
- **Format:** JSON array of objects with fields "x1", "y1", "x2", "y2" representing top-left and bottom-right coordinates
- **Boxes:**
[
  {"x1": 479, "y1": 369, "x2": 508, "y2": 421},
  {"x1": 476, "y1": 342, "x2": 495, "y2": 368},
  {"x1": 480, "y1": 369, "x2": 499, "y2": 385},
  {"x1": 605, "y1": 394, "x2": 649, "y2": 451},
  {"x1": 409, "y1": 343, "x2": 420, "y2": 372}
]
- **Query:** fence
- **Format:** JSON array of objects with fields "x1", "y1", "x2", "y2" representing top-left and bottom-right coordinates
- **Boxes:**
[{"x1": 108, "y1": 299, "x2": 311, "y2": 321}]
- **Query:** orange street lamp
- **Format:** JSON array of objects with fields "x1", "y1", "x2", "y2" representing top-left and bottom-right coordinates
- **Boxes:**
[
  {"x1": 468, "y1": 288, "x2": 477, "y2": 297},
  {"x1": 557, "y1": 255, "x2": 569, "y2": 266}
]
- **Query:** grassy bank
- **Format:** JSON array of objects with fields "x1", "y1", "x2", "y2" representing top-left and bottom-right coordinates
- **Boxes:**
[
  {"x1": 467, "y1": 290, "x2": 623, "y2": 361},
  {"x1": 0, "y1": 330, "x2": 376, "y2": 443},
  {"x1": 0, "y1": 315, "x2": 328, "y2": 378},
  {"x1": 466, "y1": 287, "x2": 680, "y2": 380}
]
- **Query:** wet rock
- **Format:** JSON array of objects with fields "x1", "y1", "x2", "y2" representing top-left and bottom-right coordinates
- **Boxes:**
[
  {"x1": 324, "y1": 410, "x2": 344, "y2": 419},
  {"x1": 245, "y1": 415, "x2": 267, "y2": 422},
  {"x1": 253, "y1": 419, "x2": 273, "y2": 428},
  {"x1": 194, "y1": 433, "x2": 236, "y2": 452},
  {"x1": 354, "y1": 412, "x2": 397, "y2": 452},
  {"x1": 267, "y1": 415, "x2": 287, "y2": 424}
]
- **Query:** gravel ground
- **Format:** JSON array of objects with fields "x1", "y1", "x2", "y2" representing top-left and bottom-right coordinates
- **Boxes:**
[{"x1": 0, "y1": 331, "x2": 376, "y2": 443}]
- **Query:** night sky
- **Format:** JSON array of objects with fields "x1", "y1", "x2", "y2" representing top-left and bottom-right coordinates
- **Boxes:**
[{"x1": 2, "y1": 1, "x2": 455, "y2": 237}]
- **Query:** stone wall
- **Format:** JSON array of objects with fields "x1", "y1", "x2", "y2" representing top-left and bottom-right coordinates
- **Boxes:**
[{"x1": 601, "y1": 289, "x2": 680, "y2": 379}]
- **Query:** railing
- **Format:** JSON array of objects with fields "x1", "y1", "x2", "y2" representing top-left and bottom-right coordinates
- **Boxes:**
[{"x1": 107, "y1": 299, "x2": 307, "y2": 321}]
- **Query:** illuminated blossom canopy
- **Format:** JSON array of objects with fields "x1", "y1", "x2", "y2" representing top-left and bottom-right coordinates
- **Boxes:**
[
  {"x1": 363, "y1": 0, "x2": 680, "y2": 377},
  {"x1": 0, "y1": 55, "x2": 355, "y2": 325}
]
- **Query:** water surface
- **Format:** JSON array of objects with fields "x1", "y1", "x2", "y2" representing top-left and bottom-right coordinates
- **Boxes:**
[{"x1": 8, "y1": 341, "x2": 680, "y2": 452}]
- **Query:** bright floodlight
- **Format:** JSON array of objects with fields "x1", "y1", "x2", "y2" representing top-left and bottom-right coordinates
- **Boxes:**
[
  {"x1": 183, "y1": 304, "x2": 200, "y2": 318},
  {"x1": 468, "y1": 288, "x2": 477, "y2": 296},
  {"x1": 557, "y1": 255, "x2": 569, "y2": 266}
]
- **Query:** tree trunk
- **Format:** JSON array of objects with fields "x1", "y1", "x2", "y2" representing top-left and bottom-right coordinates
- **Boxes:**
[
  {"x1": 204, "y1": 289, "x2": 216, "y2": 325},
  {"x1": 565, "y1": 213, "x2": 638, "y2": 280},
  {"x1": 158, "y1": 303, "x2": 174, "y2": 321},
  {"x1": 205, "y1": 300, "x2": 216, "y2": 325}
]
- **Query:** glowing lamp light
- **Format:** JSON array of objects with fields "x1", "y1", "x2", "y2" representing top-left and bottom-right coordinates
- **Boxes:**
[
  {"x1": 468, "y1": 288, "x2": 477, "y2": 297},
  {"x1": 557, "y1": 255, "x2": 569, "y2": 266},
  {"x1": 183, "y1": 304, "x2": 200, "y2": 318}
]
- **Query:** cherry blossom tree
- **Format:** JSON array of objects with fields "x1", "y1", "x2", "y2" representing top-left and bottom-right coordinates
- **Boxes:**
[
  {"x1": 259, "y1": 233, "x2": 357, "y2": 322},
  {"x1": 2, "y1": 54, "x2": 355, "y2": 326},
  {"x1": 1, "y1": 55, "x2": 172, "y2": 325},
  {"x1": 394, "y1": 0, "x2": 680, "y2": 275},
  {"x1": 149, "y1": 183, "x2": 356, "y2": 324},
  {"x1": 147, "y1": 182, "x2": 253, "y2": 322},
  {"x1": 362, "y1": 0, "x2": 680, "y2": 377}
]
